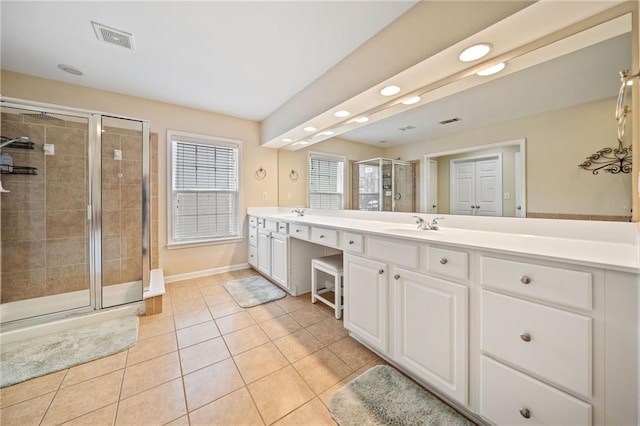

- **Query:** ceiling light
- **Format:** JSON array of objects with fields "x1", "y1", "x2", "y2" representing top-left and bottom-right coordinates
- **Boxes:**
[
  {"x1": 402, "y1": 96, "x2": 421, "y2": 105},
  {"x1": 303, "y1": 126, "x2": 316, "y2": 132},
  {"x1": 355, "y1": 117, "x2": 369, "y2": 123},
  {"x1": 459, "y1": 43, "x2": 492, "y2": 62},
  {"x1": 380, "y1": 85, "x2": 401, "y2": 96},
  {"x1": 57, "y1": 64, "x2": 83, "y2": 76},
  {"x1": 321, "y1": 131, "x2": 335, "y2": 136},
  {"x1": 334, "y1": 110, "x2": 350, "y2": 118},
  {"x1": 281, "y1": 138, "x2": 293, "y2": 142},
  {"x1": 477, "y1": 62, "x2": 506, "y2": 76},
  {"x1": 299, "y1": 141, "x2": 310, "y2": 145}
]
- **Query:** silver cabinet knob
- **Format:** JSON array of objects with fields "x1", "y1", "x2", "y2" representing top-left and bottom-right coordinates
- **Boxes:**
[
  {"x1": 319, "y1": 235, "x2": 325, "y2": 239},
  {"x1": 279, "y1": 226, "x2": 285, "y2": 230},
  {"x1": 378, "y1": 269, "x2": 384, "y2": 275},
  {"x1": 432, "y1": 205, "x2": 437, "y2": 208},
  {"x1": 440, "y1": 258, "x2": 448, "y2": 265},
  {"x1": 348, "y1": 240, "x2": 355, "y2": 245},
  {"x1": 250, "y1": 255, "x2": 254, "y2": 258},
  {"x1": 519, "y1": 408, "x2": 531, "y2": 419},
  {"x1": 295, "y1": 229, "x2": 300, "y2": 233},
  {"x1": 520, "y1": 275, "x2": 531, "y2": 284},
  {"x1": 394, "y1": 274, "x2": 400, "y2": 280},
  {"x1": 470, "y1": 205, "x2": 476, "y2": 209},
  {"x1": 520, "y1": 332, "x2": 532, "y2": 342},
  {"x1": 475, "y1": 205, "x2": 480, "y2": 209}
]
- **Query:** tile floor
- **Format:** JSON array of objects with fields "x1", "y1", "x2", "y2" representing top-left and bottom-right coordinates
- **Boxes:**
[{"x1": 0, "y1": 268, "x2": 386, "y2": 425}]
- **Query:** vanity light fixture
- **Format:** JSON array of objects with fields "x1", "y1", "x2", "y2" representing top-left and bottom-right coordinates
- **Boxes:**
[
  {"x1": 477, "y1": 62, "x2": 506, "y2": 76},
  {"x1": 281, "y1": 138, "x2": 293, "y2": 142},
  {"x1": 402, "y1": 96, "x2": 421, "y2": 105},
  {"x1": 57, "y1": 64, "x2": 83, "y2": 76},
  {"x1": 459, "y1": 43, "x2": 492, "y2": 62},
  {"x1": 355, "y1": 116, "x2": 370, "y2": 123},
  {"x1": 334, "y1": 110, "x2": 350, "y2": 118},
  {"x1": 303, "y1": 126, "x2": 317, "y2": 132},
  {"x1": 380, "y1": 85, "x2": 401, "y2": 96}
]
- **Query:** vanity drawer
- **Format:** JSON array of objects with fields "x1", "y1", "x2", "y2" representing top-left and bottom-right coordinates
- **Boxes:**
[
  {"x1": 427, "y1": 246, "x2": 468, "y2": 280},
  {"x1": 276, "y1": 222, "x2": 288, "y2": 234},
  {"x1": 311, "y1": 227, "x2": 338, "y2": 246},
  {"x1": 368, "y1": 237, "x2": 420, "y2": 270},
  {"x1": 248, "y1": 226, "x2": 258, "y2": 247},
  {"x1": 343, "y1": 232, "x2": 364, "y2": 254},
  {"x1": 249, "y1": 216, "x2": 258, "y2": 227},
  {"x1": 264, "y1": 219, "x2": 278, "y2": 232},
  {"x1": 481, "y1": 356, "x2": 592, "y2": 426},
  {"x1": 290, "y1": 224, "x2": 309, "y2": 240},
  {"x1": 480, "y1": 257, "x2": 592, "y2": 310},
  {"x1": 248, "y1": 245, "x2": 258, "y2": 267},
  {"x1": 481, "y1": 290, "x2": 592, "y2": 398}
]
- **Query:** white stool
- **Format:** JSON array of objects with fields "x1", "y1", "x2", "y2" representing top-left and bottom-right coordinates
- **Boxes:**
[{"x1": 311, "y1": 254, "x2": 344, "y2": 319}]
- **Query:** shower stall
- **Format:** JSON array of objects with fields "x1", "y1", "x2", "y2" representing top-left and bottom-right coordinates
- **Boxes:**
[
  {"x1": 0, "y1": 97, "x2": 150, "y2": 331},
  {"x1": 353, "y1": 158, "x2": 415, "y2": 212}
]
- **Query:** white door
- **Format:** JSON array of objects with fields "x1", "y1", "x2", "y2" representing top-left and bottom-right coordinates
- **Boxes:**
[
  {"x1": 475, "y1": 158, "x2": 502, "y2": 216},
  {"x1": 451, "y1": 155, "x2": 502, "y2": 216},
  {"x1": 344, "y1": 254, "x2": 389, "y2": 354},
  {"x1": 451, "y1": 161, "x2": 475, "y2": 215},
  {"x1": 257, "y1": 229, "x2": 271, "y2": 276},
  {"x1": 514, "y1": 152, "x2": 525, "y2": 217},
  {"x1": 270, "y1": 233, "x2": 288, "y2": 289},
  {"x1": 393, "y1": 267, "x2": 469, "y2": 404},
  {"x1": 426, "y1": 159, "x2": 438, "y2": 213}
]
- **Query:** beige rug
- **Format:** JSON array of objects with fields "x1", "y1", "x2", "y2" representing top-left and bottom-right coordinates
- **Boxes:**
[
  {"x1": 223, "y1": 276, "x2": 286, "y2": 307},
  {"x1": 0, "y1": 316, "x2": 139, "y2": 388},
  {"x1": 329, "y1": 365, "x2": 475, "y2": 425}
]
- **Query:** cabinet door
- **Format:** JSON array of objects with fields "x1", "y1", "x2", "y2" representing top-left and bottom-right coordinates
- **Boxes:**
[
  {"x1": 393, "y1": 267, "x2": 468, "y2": 404},
  {"x1": 257, "y1": 229, "x2": 271, "y2": 276},
  {"x1": 344, "y1": 254, "x2": 388, "y2": 354},
  {"x1": 270, "y1": 233, "x2": 289, "y2": 289}
]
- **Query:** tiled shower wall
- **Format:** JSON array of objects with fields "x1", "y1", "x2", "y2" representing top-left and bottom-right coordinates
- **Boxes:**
[{"x1": 0, "y1": 113, "x2": 158, "y2": 304}]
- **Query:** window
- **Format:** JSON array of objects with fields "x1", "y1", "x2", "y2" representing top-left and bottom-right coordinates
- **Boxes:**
[
  {"x1": 167, "y1": 131, "x2": 241, "y2": 246},
  {"x1": 308, "y1": 152, "x2": 345, "y2": 209}
]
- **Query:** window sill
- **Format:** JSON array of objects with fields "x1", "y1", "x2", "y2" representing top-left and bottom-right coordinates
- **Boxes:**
[{"x1": 167, "y1": 236, "x2": 244, "y2": 250}]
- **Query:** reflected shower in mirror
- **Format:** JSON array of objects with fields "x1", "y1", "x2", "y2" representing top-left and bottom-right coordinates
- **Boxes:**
[{"x1": 277, "y1": 14, "x2": 633, "y2": 221}]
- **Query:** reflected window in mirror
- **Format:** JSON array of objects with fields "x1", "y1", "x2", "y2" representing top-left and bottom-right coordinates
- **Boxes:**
[{"x1": 308, "y1": 152, "x2": 346, "y2": 209}]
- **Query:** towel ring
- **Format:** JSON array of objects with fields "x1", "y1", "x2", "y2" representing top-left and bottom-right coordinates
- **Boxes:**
[
  {"x1": 255, "y1": 167, "x2": 267, "y2": 180},
  {"x1": 289, "y1": 169, "x2": 299, "y2": 182}
]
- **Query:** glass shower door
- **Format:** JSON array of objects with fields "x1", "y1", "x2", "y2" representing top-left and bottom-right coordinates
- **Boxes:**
[{"x1": 0, "y1": 105, "x2": 92, "y2": 323}]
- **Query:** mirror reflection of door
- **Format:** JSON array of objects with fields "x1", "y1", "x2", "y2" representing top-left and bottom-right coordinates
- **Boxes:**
[
  {"x1": 450, "y1": 154, "x2": 503, "y2": 216},
  {"x1": 426, "y1": 159, "x2": 438, "y2": 213}
]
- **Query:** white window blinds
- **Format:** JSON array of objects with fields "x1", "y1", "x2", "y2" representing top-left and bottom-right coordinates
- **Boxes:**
[
  {"x1": 308, "y1": 153, "x2": 345, "y2": 209},
  {"x1": 170, "y1": 136, "x2": 240, "y2": 244}
]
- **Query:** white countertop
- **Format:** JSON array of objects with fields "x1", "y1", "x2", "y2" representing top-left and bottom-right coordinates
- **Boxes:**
[{"x1": 247, "y1": 207, "x2": 640, "y2": 273}]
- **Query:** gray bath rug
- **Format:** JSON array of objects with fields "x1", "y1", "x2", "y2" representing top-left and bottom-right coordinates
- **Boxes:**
[
  {"x1": 329, "y1": 365, "x2": 475, "y2": 426},
  {"x1": 223, "y1": 276, "x2": 286, "y2": 308},
  {"x1": 0, "y1": 316, "x2": 139, "y2": 388}
]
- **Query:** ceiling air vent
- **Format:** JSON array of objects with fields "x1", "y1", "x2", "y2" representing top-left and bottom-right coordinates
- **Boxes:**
[
  {"x1": 398, "y1": 125, "x2": 416, "y2": 131},
  {"x1": 439, "y1": 117, "x2": 462, "y2": 125},
  {"x1": 92, "y1": 22, "x2": 134, "y2": 50}
]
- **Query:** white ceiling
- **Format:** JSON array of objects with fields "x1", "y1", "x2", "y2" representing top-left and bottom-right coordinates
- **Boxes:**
[
  {"x1": 341, "y1": 31, "x2": 632, "y2": 146},
  {"x1": 0, "y1": 1, "x2": 417, "y2": 121}
]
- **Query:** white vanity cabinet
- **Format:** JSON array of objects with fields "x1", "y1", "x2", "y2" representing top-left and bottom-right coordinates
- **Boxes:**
[
  {"x1": 344, "y1": 253, "x2": 389, "y2": 355},
  {"x1": 392, "y1": 267, "x2": 468, "y2": 404},
  {"x1": 248, "y1": 216, "x2": 258, "y2": 268},
  {"x1": 257, "y1": 228, "x2": 289, "y2": 290}
]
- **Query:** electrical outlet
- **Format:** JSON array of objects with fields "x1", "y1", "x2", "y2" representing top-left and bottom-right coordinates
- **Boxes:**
[
  {"x1": 262, "y1": 192, "x2": 268, "y2": 200},
  {"x1": 114, "y1": 149, "x2": 122, "y2": 161},
  {"x1": 43, "y1": 144, "x2": 55, "y2": 156}
]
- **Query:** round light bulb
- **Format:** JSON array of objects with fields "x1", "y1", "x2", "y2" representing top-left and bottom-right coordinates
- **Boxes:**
[
  {"x1": 334, "y1": 110, "x2": 350, "y2": 118},
  {"x1": 321, "y1": 131, "x2": 335, "y2": 136},
  {"x1": 402, "y1": 96, "x2": 421, "y2": 105},
  {"x1": 476, "y1": 62, "x2": 506, "y2": 76},
  {"x1": 303, "y1": 126, "x2": 316, "y2": 132},
  {"x1": 459, "y1": 43, "x2": 492, "y2": 62},
  {"x1": 380, "y1": 85, "x2": 401, "y2": 96},
  {"x1": 281, "y1": 138, "x2": 292, "y2": 142},
  {"x1": 355, "y1": 117, "x2": 369, "y2": 123}
]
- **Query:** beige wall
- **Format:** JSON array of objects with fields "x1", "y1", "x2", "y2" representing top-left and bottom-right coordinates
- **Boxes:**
[
  {"x1": 1, "y1": 71, "x2": 278, "y2": 277},
  {"x1": 384, "y1": 97, "x2": 632, "y2": 218},
  {"x1": 277, "y1": 137, "x2": 384, "y2": 208},
  {"x1": 436, "y1": 145, "x2": 518, "y2": 216}
]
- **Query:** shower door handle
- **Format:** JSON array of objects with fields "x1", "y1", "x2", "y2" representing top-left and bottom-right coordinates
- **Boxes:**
[{"x1": 87, "y1": 205, "x2": 92, "y2": 221}]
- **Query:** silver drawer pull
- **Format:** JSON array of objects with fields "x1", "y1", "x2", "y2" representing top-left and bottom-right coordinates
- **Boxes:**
[
  {"x1": 319, "y1": 235, "x2": 325, "y2": 239},
  {"x1": 520, "y1": 332, "x2": 532, "y2": 342},
  {"x1": 394, "y1": 274, "x2": 400, "y2": 280},
  {"x1": 519, "y1": 408, "x2": 531, "y2": 419},
  {"x1": 440, "y1": 258, "x2": 448, "y2": 265},
  {"x1": 279, "y1": 226, "x2": 285, "y2": 230},
  {"x1": 348, "y1": 240, "x2": 355, "y2": 245},
  {"x1": 296, "y1": 229, "x2": 300, "y2": 233},
  {"x1": 250, "y1": 255, "x2": 254, "y2": 258},
  {"x1": 520, "y1": 275, "x2": 531, "y2": 284},
  {"x1": 378, "y1": 269, "x2": 384, "y2": 275}
]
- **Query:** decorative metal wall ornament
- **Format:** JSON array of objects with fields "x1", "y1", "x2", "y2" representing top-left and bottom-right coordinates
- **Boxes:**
[
  {"x1": 578, "y1": 69, "x2": 637, "y2": 175},
  {"x1": 255, "y1": 167, "x2": 267, "y2": 180},
  {"x1": 289, "y1": 169, "x2": 299, "y2": 181}
]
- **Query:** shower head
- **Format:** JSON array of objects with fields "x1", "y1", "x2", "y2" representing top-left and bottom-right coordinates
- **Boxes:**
[{"x1": 23, "y1": 112, "x2": 63, "y2": 122}]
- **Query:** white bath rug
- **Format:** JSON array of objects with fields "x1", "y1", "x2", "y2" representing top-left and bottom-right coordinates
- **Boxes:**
[
  {"x1": 0, "y1": 316, "x2": 139, "y2": 388},
  {"x1": 223, "y1": 276, "x2": 286, "y2": 308},
  {"x1": 330, "y1": 365, "x2": 475, "y2": 425}
]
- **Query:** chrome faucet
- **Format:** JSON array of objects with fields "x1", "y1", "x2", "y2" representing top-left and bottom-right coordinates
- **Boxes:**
[
  {"x1": 413, "y1": 216, "x2": 444, "y2": 230},
  {"x1": 292, "y1": 208, "x2": 305, "y2": 217}
]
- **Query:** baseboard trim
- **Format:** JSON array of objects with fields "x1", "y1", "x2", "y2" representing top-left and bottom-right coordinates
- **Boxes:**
[{"x1": 165, "y1": 263, "x2": 251, "y2": 283}]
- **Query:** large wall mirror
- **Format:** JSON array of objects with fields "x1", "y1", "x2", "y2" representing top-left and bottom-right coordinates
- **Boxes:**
[{"x1": 278, "y1": 11, "x2": 634, "y2": 221}]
